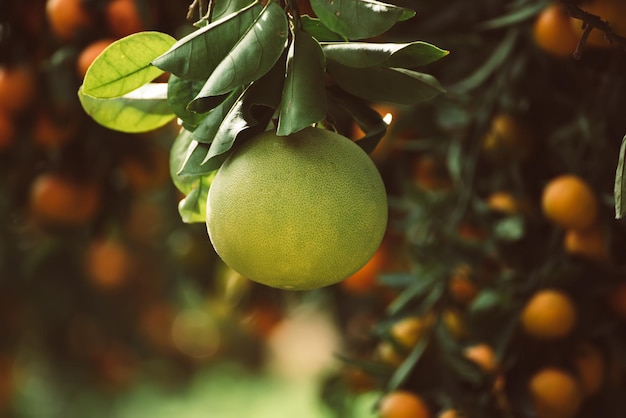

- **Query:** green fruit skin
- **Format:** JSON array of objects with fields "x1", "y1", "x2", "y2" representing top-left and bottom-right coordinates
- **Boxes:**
[{"x1": 206, "y1": 127, "x2": 388, "y2": 290}]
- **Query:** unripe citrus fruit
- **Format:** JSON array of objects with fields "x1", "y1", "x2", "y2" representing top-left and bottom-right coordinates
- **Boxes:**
[
  {"x1": 541, "y1": 174, "x2": 598, "y2": 230},
  {"x1": 206, "y1": 127, "x2": 388, "y2": 290}
]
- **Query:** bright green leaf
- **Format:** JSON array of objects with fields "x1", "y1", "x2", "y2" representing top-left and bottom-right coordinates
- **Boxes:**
[
  {"x1": 152, "y1": 3, "x2": 263, "y2": 81},
  {"x1": 191, "y1": 2, "x2": 288, "y2": 103},
  {"x1": 277, "y1": 30, "x2": 326, "y2": 136},
  {"x1": 167, "y1": 75, "x2": 206, "y2": 128},
  {"x1": 310, "y1": 0, "x2": 415, "y2": 40},
  {"x1": 78, "y1": 84, "x2": 175, "y2": 133},
  {"x1": 82, "y1": 31, "x2": 175, "y2": 98},
  {"x1": 322, "y1": 41, "x2": 449, "y2": 68},
  {"x1": 328, "y1": 61, "x2": 445, "y2": 105},
  {"x1": 301, "y1": 16, "x2": 345, "y2": 42}
]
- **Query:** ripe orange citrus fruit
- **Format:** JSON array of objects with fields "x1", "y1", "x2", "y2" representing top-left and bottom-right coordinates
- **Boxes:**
[
  {"x1": 340, "y1": 240, "x2": 385, "y2": 294},
  {"x1": 0, "y1": 65, "x2": 36, "y2": 114},
  {"x1": 46, "y1": 0, "x2": 94, "y2": 42},
  {"x1": 571, "y1": 0, "x2": 626, "y2": 48},
  {"x1": 528, "y1": 367, "x2": 582, "y2": 418},
  {"x1": 464, "y1": 343, "x2": 497, "y2": 374},
  {"x1": 482, "y1": 113, "x2": 534, "y2": 160},
  {"x1": 447, "y1": 264, "x2": 478, "y2": 305},
  {"x1": 30, "y1": 172, "x2": 101, "y2": 226},
  {"x1": 77, "y1": 39, "x2": 115, "y2": 79},
  {"x1": 379, "y1": 390, "x2": 432, "y2": 418},
  {"x1": 206, "y1": 127, "x2": 388, "y2": 290},
  {"x1": 541, "y1": 174, "x2": 598, "y2": 230},
  {"x1": 521, "y1": 289, "x2": 577, "y2": 340},
  {"x1": 84, "y1": 238, "x2": 133, "y2": 289},
  {"x1": 563, "y1": 225, "x2": 608, "y2": 261},
  {"x1": 533, "y1": 3, "x2": 580, "y2": 58},
  {"x1": 106, "y1": 0, "x2": 154, "y2": 38},
  {"x1": 32, "y1": 110, "x2": 78, "y2": 149}
]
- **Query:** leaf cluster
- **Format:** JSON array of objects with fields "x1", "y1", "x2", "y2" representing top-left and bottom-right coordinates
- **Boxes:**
[{"x1": 77, "y1": 0, "x2": 448, "y2": 223}]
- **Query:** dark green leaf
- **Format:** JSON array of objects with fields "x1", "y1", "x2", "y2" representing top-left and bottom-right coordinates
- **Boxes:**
[
  {"x1": 178, "y1": 140, "x2": 215, "y2": 177},
  {"x1": 322, "y1": 41, "x2": 449, "y2": 68},
  {"x1": 82, "y1": 32, "x2": 175, "y2": 98},
  {"x1": 477, "y1": 2, "x2": 546, "y2": 30},
  {"x1": 301, "y1": 16, "x2": 345, "y2": 42},
  {"x1": 277, "y1": 30, "x2": 326, "y2": 136},
  {"x1": 167, "y1": 75, "x2": 206, "y2": 128},
  {"x1": 387, "y1": 337, "x2": 429, "y2": 391},
  {"x1": 152, "y1": 3, "x2": 263, "y2": 81},
  {"x1": 615, "y1": 135, "x2": 626, "y2": 219},
  {"x1": 192, "y1": 87, "x2": 244, "y2": 144},
  {"x1": 78, "y1": 84, "x2": 175, "y2": 133},
  {"x1": 326, "y1": 86, "x2": 387, "y2": 154},
  {"x1": 310, "y1": 0, "x2": 415, "y2": 40},
  {"x1": 191, "y1": 2, "x2": 288, "y2": 102},
  {"x1": 328, "y1": 61, "x2": 445, "y2": 105}
]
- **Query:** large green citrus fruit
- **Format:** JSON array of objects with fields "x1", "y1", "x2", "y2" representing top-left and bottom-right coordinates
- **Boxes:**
[{"x1": 206, "y1": 127, "x2": 388, "y2": 290}]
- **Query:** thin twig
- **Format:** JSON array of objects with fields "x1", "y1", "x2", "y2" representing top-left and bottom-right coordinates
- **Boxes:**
[
  {"x1": 560, "y1": 0, "x2": 626, "y2": 56},
  {"x1": 186, "y1": 0, "x2": 199, "y2": 20}
]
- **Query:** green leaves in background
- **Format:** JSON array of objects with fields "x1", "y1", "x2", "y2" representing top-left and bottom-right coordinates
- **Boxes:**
[
  {"x1": 301, "y1": 16, "x2": 345, "y2": 42},
  {"x1": 322, "y1": 41, "x2": 449, "y2": 68},
  {"x1": 82, "y1": 32, "x2": 175, "y2": 98},
  {"x1": 78, "y1": 84, "x2": 175, "y2": 133},
  {"x1": 152, "y1": 3, "x2": 263, "y2": 81},
  {"x1": 277, "y1": 30, "x2": 326, "y2": 136},
  {"x1": 310, "y1": 0, "x2": 415, "y2": 40}
]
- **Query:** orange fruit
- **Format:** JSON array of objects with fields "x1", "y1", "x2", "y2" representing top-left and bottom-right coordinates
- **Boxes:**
[
  {"x1": 442, "y1": 309, "x2": 469, "y2": 340},
  {"x1": 571, "y1": 342, "x2": 605, "y2": 397},
  {"x1": 0, "y1": 65, "x2": 36, "y2": 114},
  {"x1": 438, "y1": 410, "x2": 462, "y2": 418},
  {"x1": 77, "y1": 39, "x2": 115, "y2": 78},
  {"x1": 379, "y1": 390, "x2": 432, "y2": 418},
  {"x1": 412, "y1": 154, "x2": 451, "y2": 191},
  {"x1": 119, "y1": 146, "x2": 170, "y2": 192},
  {"x1": 528, "y1": 367, "x2": 582, "y2": 418},
  {"x1": 106, "y1": 0, "x2": 154, "y2": 37},
  {"x1": 541, "y1": 174, "x2": 598, "y2": 230},
  {"x1": 447, "y1": 264, "x2": 478, "y2": 305},
  {"x1": 341, "y1": 239, "x2": 386, "y2": 294},
  {"x1": 571, "y1": 0, "x2": 626, "y2": 48},
  {"x1": 46, "y1": 0, "x2": 94, "y2": 42},
  {"x1": 32, "y1": 110, "x2": 77, "y2": 149},
  {"x1": 84, "y1": 238, "x2": 133, "y2": 289},
  {"x1": 29, "y1": 172, "x2": 101, "y2": 226},
  {"x1": 464, "y1": 343, "x2": 497, "y2": 374},
  {"x1": 533, "y1": 3, "x2": 580, "y2": 58},
  {"x1": 564, "y1": 225, "x2": 608, "y2": 261},
  {"x1": 482, "y1": 113, "x2": 534, "y2": 160},
  {"x1": 521, "y1": 289, "x2": 577, "y2": 340},
  {"x1": 486, "y1": 191, "x2": 524, "y2": 215},
  {"x1": 391, "y1": 314, "x2": 435, "y2": 349},
  {"x1": 206, "y1": 127, "x2": 387, "y2": 290}
]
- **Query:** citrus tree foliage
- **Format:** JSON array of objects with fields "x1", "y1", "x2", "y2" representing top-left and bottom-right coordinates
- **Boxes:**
[{"x1": 78, "y1": 0, "x2": 447, "y2": 223}]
